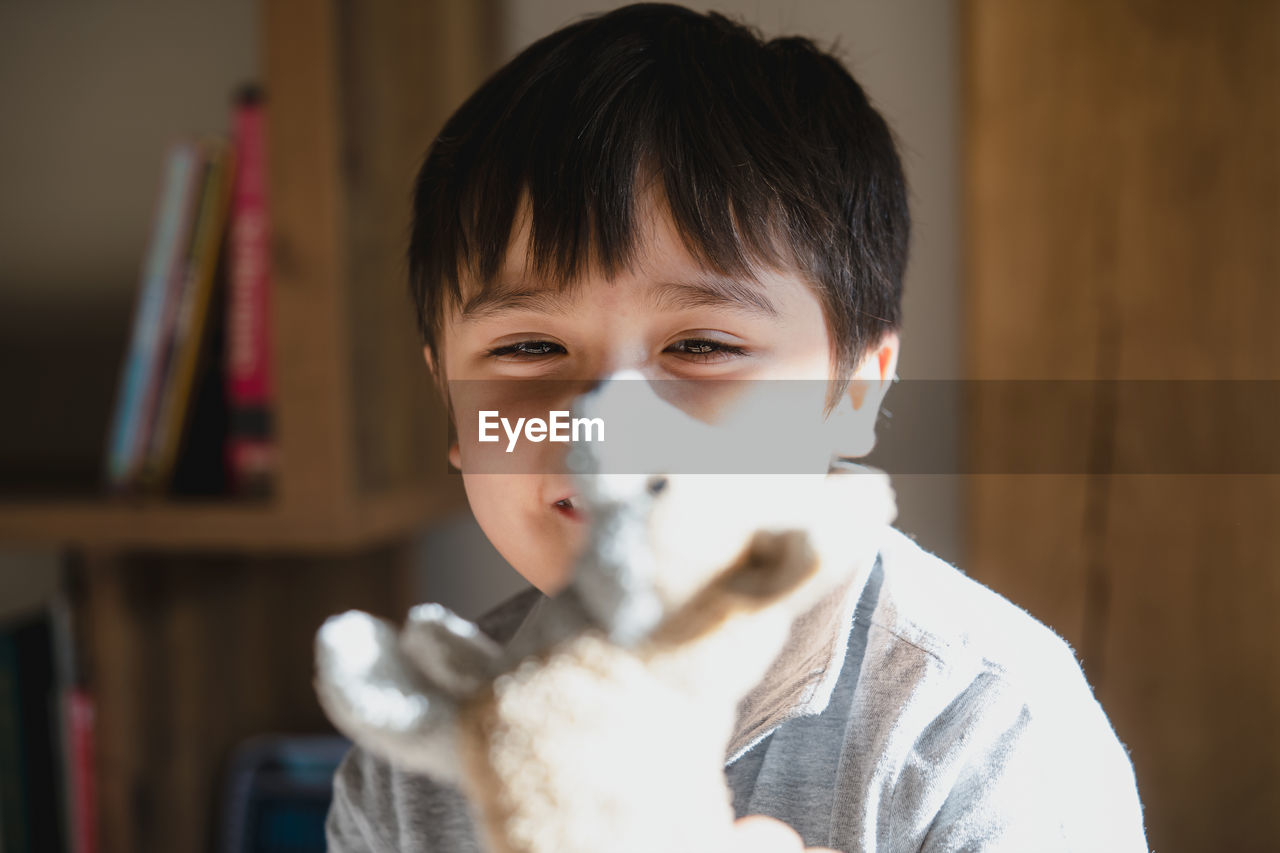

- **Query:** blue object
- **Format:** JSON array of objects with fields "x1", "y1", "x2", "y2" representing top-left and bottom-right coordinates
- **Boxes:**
[{"x1": 219, "y1": 734, "x2": 350, "y2": 853}]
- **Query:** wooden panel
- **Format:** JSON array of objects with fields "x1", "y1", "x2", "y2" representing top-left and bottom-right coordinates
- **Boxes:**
[
  {"x1": 964, "y1": 2, "x2": 1280, "y2": 852},
  {"x1": 0, "y1": 484, "x2": 456, "y2": 551},
  {"x1": 336, "y1": 0, "x2": 499, "y2": 497},
  {"x1": 262, "y1": 0, "x2": 355, "y2": 516},
  {"x1": 77, "y1": 544, "x2": 413, "y2": 853},
  {"x1": 263, "y1": 0, "x2": 481, "y2": 512}
]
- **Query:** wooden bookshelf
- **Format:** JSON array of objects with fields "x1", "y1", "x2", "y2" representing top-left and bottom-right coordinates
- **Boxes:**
[
  {"x1": 0, "y1": 2, "x2": 502, "y2": 852},
  {"x1": 70, "y1": 543, "x2": 425, "y2": 853},
  {"x1": 0, "y1": 0, "x2": 496, "y2": 551}
]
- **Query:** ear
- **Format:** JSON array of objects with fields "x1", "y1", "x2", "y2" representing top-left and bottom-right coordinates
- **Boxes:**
[
  {"x1": 424, "y1": 345, "x2": 461, "y2": 469},
  {"x1": 830, "y1": 331, "x2": 900, "y2": 458},
  {"x1": 845, "y1": 331, "x2": 898, "y2": 408},
  {"x1": 422, "y1": 344, "x2": 439, "y2": 381}
]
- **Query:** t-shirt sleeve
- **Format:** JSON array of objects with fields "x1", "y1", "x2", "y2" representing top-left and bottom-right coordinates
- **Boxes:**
[
  {"x1": 916, "y1": 655, "x2": 1149, "y2": 852},
  {"x1": 326, "y1": 743, "x2": 487, "y2": 852},
  {"x1": 327, "y1": 745, "x2": 397, "y2": 852}
]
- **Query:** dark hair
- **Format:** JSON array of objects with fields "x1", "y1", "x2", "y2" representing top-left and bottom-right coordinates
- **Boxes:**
[{"x1": 409, "y1": 2, "x2": 909, "y2": 402}]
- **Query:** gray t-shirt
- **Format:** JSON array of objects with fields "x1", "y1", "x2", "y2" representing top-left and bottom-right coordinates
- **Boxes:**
[{"x1": 326, "y1": 526, "x2": 1149, "y2": 851}]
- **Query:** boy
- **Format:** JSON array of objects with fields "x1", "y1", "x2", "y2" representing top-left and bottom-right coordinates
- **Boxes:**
[{"x1": 327, "y1": 4, "x2": 1149, "y2": 851}]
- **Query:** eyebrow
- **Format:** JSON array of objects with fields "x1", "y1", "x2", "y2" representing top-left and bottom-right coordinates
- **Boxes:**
[
  {"x1": 648, "y1": 274, "x2": 779, "y2": 318},
  {"x1": 459, "y1": 282, "x2": 578, "y2": 319},
  {"x1": 459, "y1": 271, "x2": 780, "y2": 320}
]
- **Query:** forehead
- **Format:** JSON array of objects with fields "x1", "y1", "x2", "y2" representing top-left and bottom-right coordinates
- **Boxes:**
[
  {"x1": 451, "y1": 186, "x2": 805, "y2": 321},
  {"x1": 461, "y1": 183, "x2": 680, "y2": 295}
]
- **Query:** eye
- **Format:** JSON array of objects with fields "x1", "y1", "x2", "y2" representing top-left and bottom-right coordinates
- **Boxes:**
[
  {"x1": 485, "y1": 340, "x2": 567, "y2": 359},
  {"x1": 666, "y1": 338, "x2": 747, "y2": 362}
]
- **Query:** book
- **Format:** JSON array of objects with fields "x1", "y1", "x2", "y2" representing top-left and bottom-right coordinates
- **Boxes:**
[
  {"x1": 225, "y1": 85, "x2": 276, "y2": 497},
  {"x1": 62, "y1": 688, "x2": 95, "y2": 853},
  {"x1": 0, "y1": 630, "x2": 26, "y2": 852},
  {"x1": 0, "y1": 560, "x2": 92, "y2": 853},
  {"x1": 104, "y1": 142, "x2": 205, "y2": 493},
  {"x1": 49, "y1": 580, "x2": 94, "y2": 853},
  {"x1": 139, "y1": 139, "x2": 235, "y2": 494},
  {"x1": 0, "y1": 612, "x2": 66, "y2": 852},
  {"x1": 131, "y1": 142, "x2": 210, "y2": 495},
  {"x1": 168, "y1": 266, "x2": 232, "y2": 498}
]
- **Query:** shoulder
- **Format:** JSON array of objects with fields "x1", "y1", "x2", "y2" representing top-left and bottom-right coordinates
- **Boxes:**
[
  {"x1": 833, "y1": 527, "x2": 1102, "y2": 758},
  {"x1": 842, "y1": 527, "x2": 1147, "y2": 850},
  {"x1": 871, "y1": 526, "x2": 1085, "y2": 694},
  {"x1": 862, "y1": 526, "x2": 1118, "y2": 750}
]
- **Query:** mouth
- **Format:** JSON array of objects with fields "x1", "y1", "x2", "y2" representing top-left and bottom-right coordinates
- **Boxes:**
[{"x1": 552, "y1": 495, "x2": 584, "y2": 522}]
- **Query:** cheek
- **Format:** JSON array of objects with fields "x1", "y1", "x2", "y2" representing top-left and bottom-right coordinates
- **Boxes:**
[
  {"x1": 460, "y1": 473, "x2": 526, "y2": 529},
  {"x1": 460, "y1": 474, "x2": 535, "y2": 568},
  {"x1": 460, "y1": 473, "x2": 581, "y2": 593}
]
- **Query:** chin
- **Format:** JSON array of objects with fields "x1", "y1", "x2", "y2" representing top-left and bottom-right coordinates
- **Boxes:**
[
  {"x1": 472, "y1": 507, "x2": 581, "y2": 597},
  {"x1": 514, "y1": 562, "x2": 571, "y2": 596},
  {"x1": 489, "y1": 535, "x2": 573, "y2": 596}
]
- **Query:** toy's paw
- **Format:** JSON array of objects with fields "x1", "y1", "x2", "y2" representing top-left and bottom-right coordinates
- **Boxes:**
[
  {"x1": 314, "y1": 610, "x2": 461, "y2": 782},
  {"x1": 402, "y1": 602, "x2": 504, "y2": 697}
]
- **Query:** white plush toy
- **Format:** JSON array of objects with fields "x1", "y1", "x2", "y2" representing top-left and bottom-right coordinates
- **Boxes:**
[{"x1": 314, "y1": 381, "x2": 896, "y2": 853}]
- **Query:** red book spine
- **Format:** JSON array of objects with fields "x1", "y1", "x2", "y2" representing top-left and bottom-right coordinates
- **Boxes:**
[
  {"x1": 66, "y1": 688, "x2": 96, "y2": 853},
  {"x1": 225, "y1": 85, "x2": 275, "y2": 495}
]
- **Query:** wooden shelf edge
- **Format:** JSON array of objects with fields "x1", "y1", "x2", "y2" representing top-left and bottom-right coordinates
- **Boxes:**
[{"x1": 0, "y1": 484, "x2": 465, "y2": 552}]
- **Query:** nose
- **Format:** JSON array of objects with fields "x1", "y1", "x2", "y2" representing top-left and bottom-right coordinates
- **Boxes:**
[
  {"x1": 579, "y1": 367, "x2": 650, "y2": 397},
  {"x1": 567, "y1": 369, "x2": 695, "y2": 479},
  {"x1": 574, "y1": 325, "x2": 657, "y2": 383}
]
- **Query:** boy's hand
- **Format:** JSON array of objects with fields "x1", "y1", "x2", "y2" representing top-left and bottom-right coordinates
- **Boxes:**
[{"x1": 727, "y1": 815, "x2": 842, "y2": 853}]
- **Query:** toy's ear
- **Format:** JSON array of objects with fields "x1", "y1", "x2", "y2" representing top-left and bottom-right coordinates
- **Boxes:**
[
  {"x1": 718, "y1": 529, "x2": 819, "y2": 601},
  {"x1": 652, "y1": 529, "x2": 819, "y2": 648}
]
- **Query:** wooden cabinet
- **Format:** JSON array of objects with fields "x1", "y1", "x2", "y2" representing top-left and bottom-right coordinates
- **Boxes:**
[{"x1": 963, "y1": 3, "x2": 1279, "y2": 851}]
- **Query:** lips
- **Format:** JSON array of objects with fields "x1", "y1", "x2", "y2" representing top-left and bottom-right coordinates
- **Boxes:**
[{"x1": 552, "y1": 495, "x2": 584, "y2": 521}]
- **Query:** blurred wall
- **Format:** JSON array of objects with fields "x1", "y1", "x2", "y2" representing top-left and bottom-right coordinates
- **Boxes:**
[
  {"x1": 0, "y1": 0, "x2": 258, "y2": 493},
  {"x1": 0, "y1": 0, "x2": 258, "y2": 305},
  {"x1": 416, "y1": 0, "x2": 962, "y2": 617}
]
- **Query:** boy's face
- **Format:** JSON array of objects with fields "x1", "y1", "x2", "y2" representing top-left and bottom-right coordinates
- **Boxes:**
[{"x1": 427, "y1": 190, "x2": 898, "y2": 595}]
